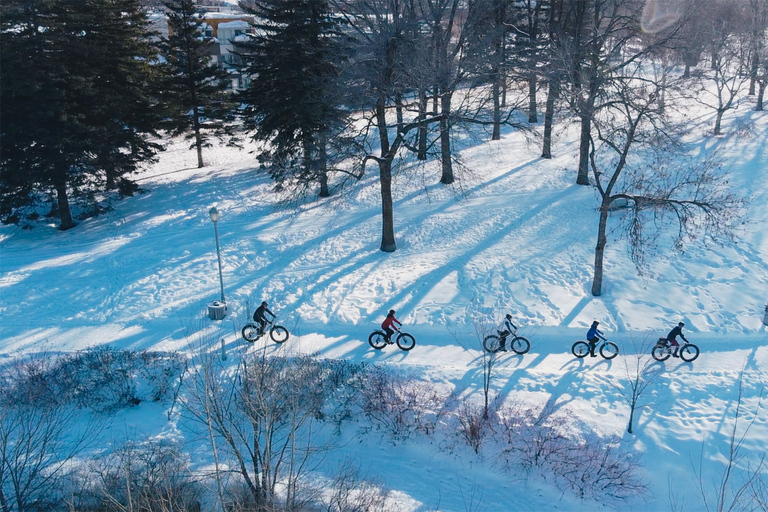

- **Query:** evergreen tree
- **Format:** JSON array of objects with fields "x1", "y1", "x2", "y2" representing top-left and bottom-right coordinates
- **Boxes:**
[
  {"x1": 159, "y1": 0, "x2": 236, "y2": 168},
  {"x1": 236, "y1": 0, "x2": 352, "y2": 197},
  {"x1": 0, "y1": 0, "x2": 161, "y2": 228}
]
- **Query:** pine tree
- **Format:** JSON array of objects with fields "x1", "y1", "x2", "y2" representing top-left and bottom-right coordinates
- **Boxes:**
[
  {"x1": 236, "y1": 0, "x2": 352, "y2": 197},
  {"x1": 0, "y1": 0, "x2": 162, "y2": 228},
  {"x1": 159, "y1": 0, "x2": 236, "y2": 168}
]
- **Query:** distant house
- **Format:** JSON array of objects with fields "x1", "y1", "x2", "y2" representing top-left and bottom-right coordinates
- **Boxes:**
[{"x1": 157, "y1": 9, "x2": 256, "y2": 90}]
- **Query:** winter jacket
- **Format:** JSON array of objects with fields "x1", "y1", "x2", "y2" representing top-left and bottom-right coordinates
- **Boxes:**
[
  {"x1": 666, "y1": 325, "x2": 687, "y2": 343},
  {"x1": 498, "y1": 318, "x2": 517, "y2": 334},
  {"x1": 254, "y1": 304, "x2": 274, "y2": 322},
  {"x1": 382, "y1": 316, "x2": 402, "y2": 330},
  {"x1": 586, "y1": 325, "x2": 604, "y2": 340}
]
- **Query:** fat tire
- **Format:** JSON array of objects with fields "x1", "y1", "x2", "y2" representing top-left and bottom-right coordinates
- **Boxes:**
[
  {"x1": 396, "y1": 333, "x2": 416, "y2": 351},
  {"x1": 679, "y1": 344, "x2": 700, "y2": 362},
  {"x1": 369, "y1": 331, "x2": 387, "y2": 350},
  {"x1": 601, "y1": 342, "x2": 619, "y2": 359},
  {"x1": 242, "y1": 324, "x2": 260, "y2": 342},
  {"x1": 652, "y1": 345, "x2": 671, "y2": 361},
  {"x1": 483, "y1": 335, "x2": 501, "y2": 353},
  {"x1": 270, "y1": 325, "x2": 289, "y2": 343},
  {"x1": 572, "y1": 341, "x2": 590, "y2": 358},
  {"x1": 511, "y1": 336, "x2": 530, "y2": 355}
]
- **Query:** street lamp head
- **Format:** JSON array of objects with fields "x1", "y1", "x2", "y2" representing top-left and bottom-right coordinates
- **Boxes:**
[{"x1": 209, "y1": 206, "x2": 219, "y2": 222}]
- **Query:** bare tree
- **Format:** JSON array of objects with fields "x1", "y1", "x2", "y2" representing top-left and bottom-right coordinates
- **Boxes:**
[
  {"x1": 0, "y1": 359, "x2": 104, "y2": 512},
  {"x1": 616, "y1": 337, "x2": 662, "y2": 434},
  {"x1": 450, "y1": 306, "x2": 503, "y2": 421},
  {"x1": 555, "y1": 0, "x2": 682, "y2": 185},
  {"x1": 586, "y1": 60, "x2": 745, "y2": 295},
  {"x1": 89, "y1": 439, "x2": 203, "y2": 512},
  {"x1": 694, "y1": 373, "x2": 766, "y2": 512},
  {"x1": 336, "y1": 0, "x2": 444, "y2": 251},
  {"x1": 325, "y1": 458, "x2": 390, "y2": 512},
  {"x1": 183, "y1": 347, "x2": 331, "y2": 511},
  {"x1": 692, "y1": 0, "x2": 751, "y2": 135}
]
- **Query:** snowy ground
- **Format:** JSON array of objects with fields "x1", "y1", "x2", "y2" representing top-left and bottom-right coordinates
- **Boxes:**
[{"x1": 1, "y1": 91, "x2": 767, "y2": 511}]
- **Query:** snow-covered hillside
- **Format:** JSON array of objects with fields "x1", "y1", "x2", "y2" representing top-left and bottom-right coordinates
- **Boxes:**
[{"x1": 1, "y1": 89, "x2": 767, "y2": 511}]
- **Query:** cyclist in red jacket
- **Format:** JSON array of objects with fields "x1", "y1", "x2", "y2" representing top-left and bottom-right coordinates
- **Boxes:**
[{"x1": 381, "y1": 310, "x2": 402, "y2": 342}]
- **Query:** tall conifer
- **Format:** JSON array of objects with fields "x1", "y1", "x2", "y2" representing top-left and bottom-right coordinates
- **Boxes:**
[
  {"x1": 159, "y1": 0, "x2": 236, "y2": 168},
  {"x1": 236, "y1": 0, "x2": 351, "y2": 197},
  {"x1": 0, "y1": 0, "x2": 161, "y2": 228}
]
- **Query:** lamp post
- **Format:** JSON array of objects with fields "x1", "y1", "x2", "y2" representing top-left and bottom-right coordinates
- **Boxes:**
[{"x1": 209, "y1": 206, "x2": 226, "y2": 303}]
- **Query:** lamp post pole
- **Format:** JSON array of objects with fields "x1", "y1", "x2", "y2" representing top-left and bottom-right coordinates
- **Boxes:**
[{"x1": 209, "y1": 207, "x2": 226, "y2": 303}]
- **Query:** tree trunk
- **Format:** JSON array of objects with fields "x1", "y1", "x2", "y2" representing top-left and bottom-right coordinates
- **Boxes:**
[
  {"x1": 528, "y1": 72, "x2": 537, "y2": 123},
  {"x1": 757, "y1": 81, "x2": 766, "y2": 111},
  {"x1": 318, "y1": 132, "x2": 329, "y2": 197},
  {"x1": 395, "y1": 91, "x2": 404, "y2": 134},
  {"x1": 627, "y1": 398, "x2": 636, "y2": 434},
  {"x1": 55, "y1": 172, "x2": 75, "y2": 230},
  {"x1": 714, "y1": 109, "x2": 724, "y2": 135},
  {"x1": 105, "y1": 164, "x2": 117, "y2": 191},
  {"x1": 376, "y1": 95, "x2": 396, "y2": 252},
  {"x1": 591, "y1": 201, "x2": 609, "y2": 296},
  {"x1": 418, "y1": 88, "x2": 428, "y2": 160},
  {"x1": 576, "y1": 113, "x2": 591, "y2": 185},
  {"x1": 683, "y1": 63, "x2": 690, "y2": 78},
  {"x1": 492, "y1": 73, "x2": 501, "y2": 140},
  {"x1": 542, "y1": 79, "x2": 558, "y2": 158},
  {"x1": 749, "y1": 53, "x2": 758, "y2": 95},
  {"x1": 501, "y1": 70, "x2": 507, "y2": 107},
  {"x1": 194, "y1": 105, "x2": 204, "y2": 168},
  {"x1": 439, "y1": 92, "x2": 453, "y2": 184}
]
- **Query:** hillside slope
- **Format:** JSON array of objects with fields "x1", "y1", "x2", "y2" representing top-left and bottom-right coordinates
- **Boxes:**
[{"x1": 0, "y1": 92, "x2": 767, "y2": 511}]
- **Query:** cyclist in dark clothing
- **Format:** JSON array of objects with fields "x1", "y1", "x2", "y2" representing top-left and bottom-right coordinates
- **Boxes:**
[
  {"x1": 253, "y1": 301, "x2": 275, "y2": 335},
  {"x1": 666, "y1": 322, "x2": 688, "y2": 356},
  {"x1": 586, "y1": 321, "x2": 606, "y2": 357},
  {"x1": 497, "y1": 314, "x2": 518, "y2": 351}
]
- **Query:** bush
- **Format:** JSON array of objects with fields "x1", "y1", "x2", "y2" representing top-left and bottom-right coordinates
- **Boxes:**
[
  {"x1": 359, "y1": 367, "x2": 448, "y2": 441},
  {"x1": 0, "y1": 348, "x2": 187, "y2": 412},
  {"x1": 78, "y1": 438, "x2": 203, "y2": 512}
]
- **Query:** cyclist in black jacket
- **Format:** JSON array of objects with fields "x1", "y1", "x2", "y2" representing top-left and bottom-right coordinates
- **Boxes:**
[
  {"x1": 253, "y1": 301, "x2": 275, "y2": 335},
  {"x1": 666, "y1": 322, "x2": 688, "y2": 356}
]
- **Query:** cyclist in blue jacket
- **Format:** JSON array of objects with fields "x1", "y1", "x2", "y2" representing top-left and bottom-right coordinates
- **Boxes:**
[{"x1": 586, "y1": 321, "x2": 606, "y2": 357}]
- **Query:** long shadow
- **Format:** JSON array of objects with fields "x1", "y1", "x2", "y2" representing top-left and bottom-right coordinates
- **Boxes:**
[
  {"x1": 383, "y1": 186, "x2": 579, "y2": 321},
  {"x1": 559, "y1": 296, "x2": 593, "y2": 327}
]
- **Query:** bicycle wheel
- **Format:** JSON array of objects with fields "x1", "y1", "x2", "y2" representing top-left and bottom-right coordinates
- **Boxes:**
[
  {"x1": 368, "y1": 331, "x2": 387, "y2": 349},
  {"x1": 679, "y1": 343, "x2": 700, "y2": 362},
  {"x1": 242, "y1": 324, "x2": 261, "y2": 342},
  {"x1": 483, "y1": 335, "x2": 501, "y2": 353},
  {"x1": 651, "y1": 345, "x2": 671, "y2": 361},
  {"x1": 572, "y1": 341, "x2": 590, "y2": 358},
  {"x1": 396, "y1": 333, "x2": 416, "y2": 351},
  {"x1": 511, "y1": 336, "x2": 530, "y2": 355},
  {"x1": 600, "y1": 342, "x2": 619, "y2": 359},
  {"x1": 270, "y1": 325, "x2": 289, "y2": 343}
]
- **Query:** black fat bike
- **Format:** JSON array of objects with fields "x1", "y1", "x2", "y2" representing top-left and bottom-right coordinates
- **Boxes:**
[
  {"x1": 368, "y1": 328, "x2": 416, "y2": 351},
  {"x1": 242, "y1": 318, "x2": 289, "y2": 343},
  {"x1": 483, "y1": 328, "x2": 530, "y2": 354},
  {"x1": 572, "y1": 338, "x2": 619, "y2": 359},
  {"x1": 651, "y1": 338, "x2": 700, "y2": 362}
]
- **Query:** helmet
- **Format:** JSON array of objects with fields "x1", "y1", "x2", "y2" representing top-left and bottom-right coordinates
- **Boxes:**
[
  {"x1": 506, "y1": 313, "x2": 513, "y2": 319},
  {"x1": 388, "y1": 309, "x2": 396, "y2": 315},
  {"x1": 261, "y1": 301, "x2": 268, "y2": 306},
  {"x1": 678, "y1": 321, "x2": 684, "y2": 327},
  {"x1": 592, "y1": 320, "x2": 599, "y2": 325}
]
